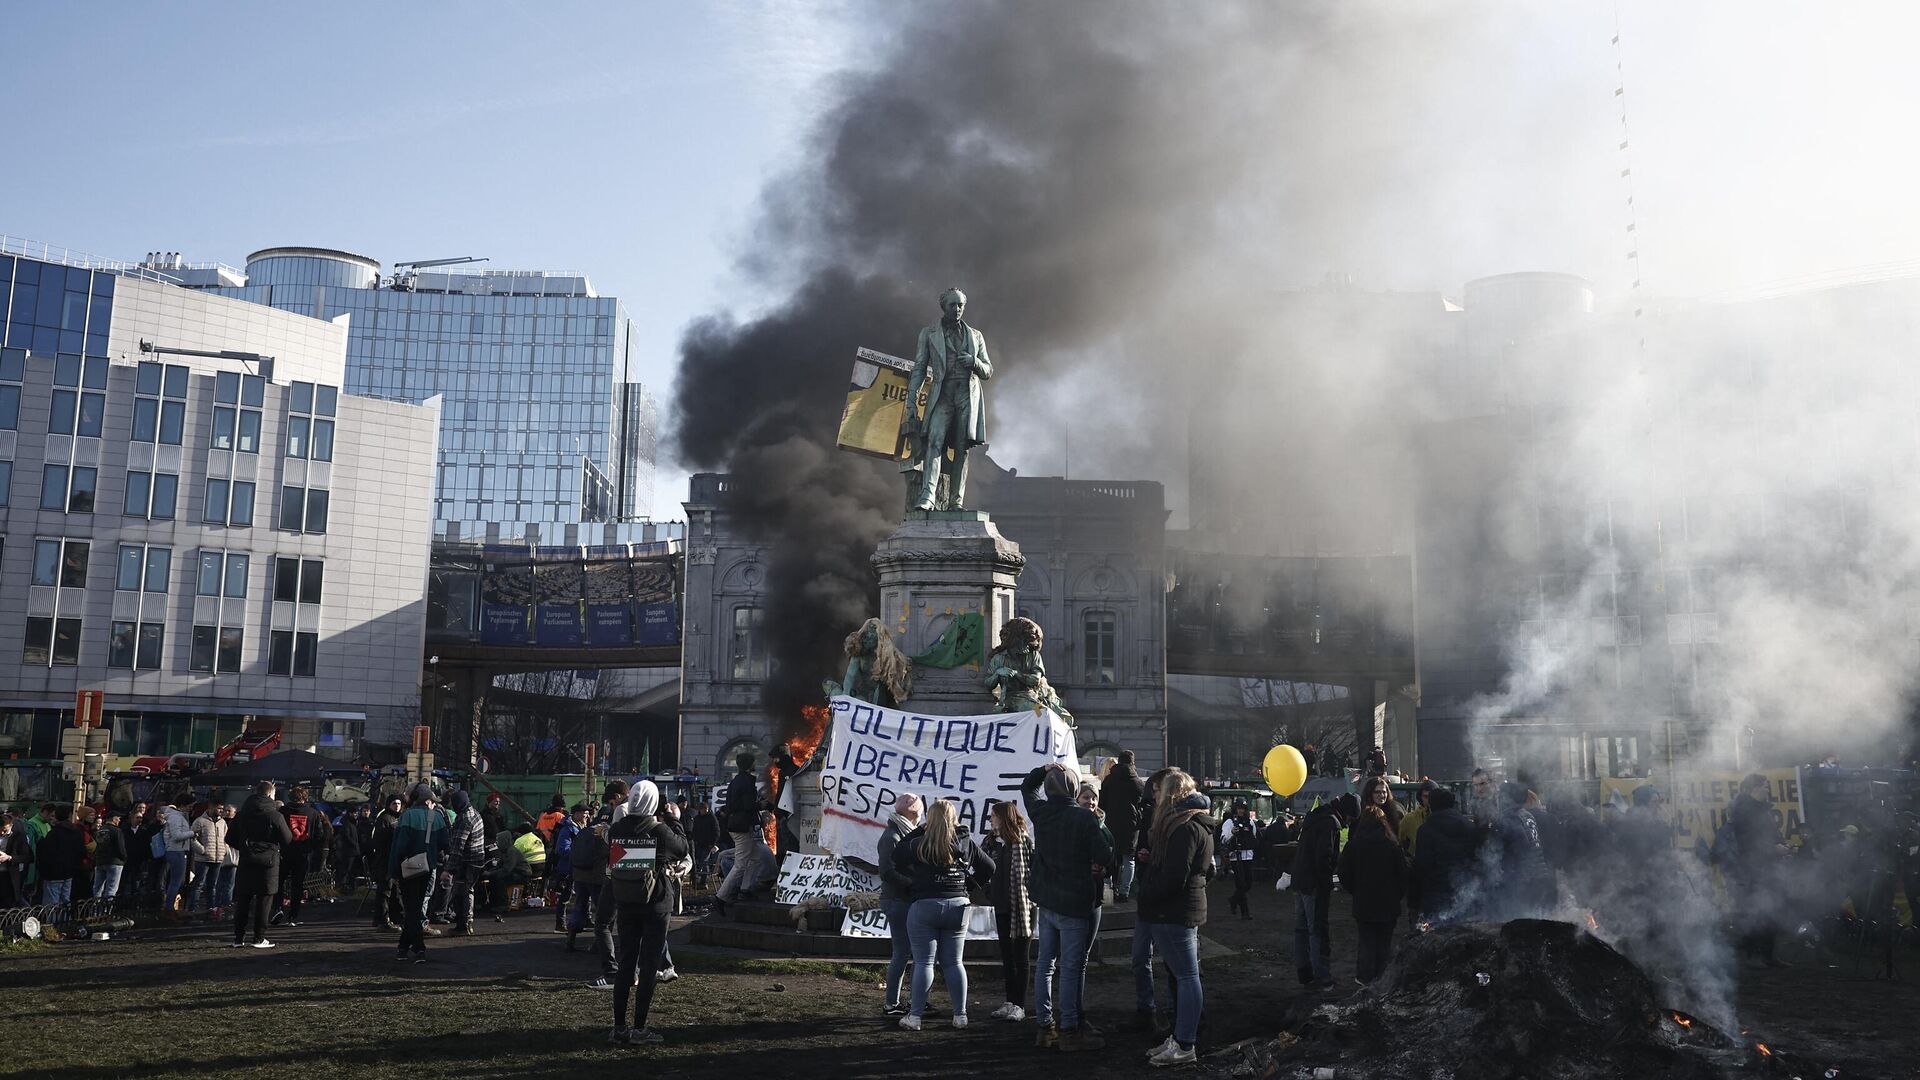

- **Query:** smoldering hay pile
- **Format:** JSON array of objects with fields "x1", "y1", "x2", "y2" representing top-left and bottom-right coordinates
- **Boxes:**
[{"x1": 1218, "y1": 920, "x2": 1844, "y2": 1080}]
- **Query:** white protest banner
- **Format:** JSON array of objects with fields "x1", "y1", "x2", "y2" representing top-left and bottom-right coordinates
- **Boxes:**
[
  {"x1": 817, "y1": 695, "x2": 1077, "y2": 865},
  {"x1": 774, "y1": 852, "x2": 889, "y2": 938}
]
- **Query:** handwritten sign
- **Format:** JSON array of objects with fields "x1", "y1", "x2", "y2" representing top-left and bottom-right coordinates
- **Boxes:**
[
  {"x1": 1601, "y1": 766, "x2": 1804, "y2": 853},
  {"x1": 817, "y1": 696, "x2": 1077, "y2": 865},
  {"x1": 775, "y1": 853, "x2": 889, "y2": 938}
]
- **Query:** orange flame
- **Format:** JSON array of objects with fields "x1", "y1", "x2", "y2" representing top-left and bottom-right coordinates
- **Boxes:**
[
  {"x1": 1585, "y1": 911, "x2": 1601, "y2": 931},
  {"x1": 790, "y1": 705, "x2": 831, "y2": 766},
  {"x1": 1756, "y1": 1043, "x2": 1772, "y2": 1057},
  {"x1": 1417, "y1": 921, "x2": 1434, "y2": 933},
  {"x1": 1670, "y1": 1012, "x2": 1694, "y2": 1029}
]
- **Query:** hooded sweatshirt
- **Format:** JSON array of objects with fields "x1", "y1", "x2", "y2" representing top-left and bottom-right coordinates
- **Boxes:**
[{"x1": 606, "y1": 781, "x2": 689, "y2": 914}]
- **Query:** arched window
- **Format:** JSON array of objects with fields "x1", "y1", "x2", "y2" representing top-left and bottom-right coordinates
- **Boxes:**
[
  {"x1": 717, "y1": 736, "x2": 768, "y2": 783},
  {"x1": 731, "y1": 605, "x2": 766, "y2": 680}
]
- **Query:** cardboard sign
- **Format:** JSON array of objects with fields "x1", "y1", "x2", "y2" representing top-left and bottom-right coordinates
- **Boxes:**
[
  {"x1": 836, "y1": 347, "x2": 921, "y2": 460},
  {"x1": 776, "y1": 853, "x2": 889, "y2": 938},
  {"x1": 816, "y1": 695, "x2": 1077, "y2": 865}
]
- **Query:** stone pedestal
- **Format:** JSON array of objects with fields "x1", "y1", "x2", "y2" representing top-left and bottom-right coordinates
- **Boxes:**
[{"x1": 872, "y1": 510, "x2": 1024, "y2": 716}]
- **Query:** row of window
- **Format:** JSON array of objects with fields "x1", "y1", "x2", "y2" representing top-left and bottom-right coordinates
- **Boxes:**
[
  {"x1": 8, "y1": 462, "x2": 330, "y2": 535},
  {"x1": 25, "y1": 618, "x2": 317, "y2": 677},
  {"x1": 28, "y1": 540, "x2": 324, "y2": 604}
]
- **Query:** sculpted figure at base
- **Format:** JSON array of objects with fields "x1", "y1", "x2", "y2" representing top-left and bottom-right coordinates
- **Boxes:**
[
  {"x1": 822, "y1": 617, "x2": 914, "y2": 707},
  {"x1": 901, "y1": 287, "x2": 992, "y2": 512},
  {"x1": 985, "y1": 617, "x2": 1073, "y2": 726}
]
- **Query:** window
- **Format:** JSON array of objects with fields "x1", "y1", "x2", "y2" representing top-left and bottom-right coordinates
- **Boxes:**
[
  {"x1": 77, "y1": 392, "x2": 103, "y2": 437},
  {"x1": 197, "y1": 551, "x2": 247, "y2": 598},
  {"x1": 273, "y1": 557, "x2": 324, "y2": 606},
  {"x1": 730, "y1": 605, "x2": 766, "y2": 680},
  {"x1": 1083, "y1": 610, "x2": 1118, "y2": 685},
  {"x1": 286, "y1": 382, "x2": 338, "y2": 461},
  {"x1": 123, "y1": 469, "x2": 177, "y2": 518},
  {"x1": 68, "y1": 466, "x2": 95, "y2": 513},
  {"x1": 152, "y1": 472, "x2": 178, "y2": 519},
  {"x1": 237, "y1": 409, "x2": 260, "y2": 453},
  {"x1": 269, "y1": 630, "x2": 320, "y2": 677},
  {"x1": 24, "y1": 618, "x2": 52, "y2": 666},
  {"x1": 299, "y1": 560, "x2": 323, "y2": 604},
  {"x1": 50, "y1": 389, "x2": 75, "y2": 434},
  {"x1": 116, "y1": 545, "x2": 171, "y2": 592},
  {"x1": 203, "y1": 478, "x2": 252, "y2": 526},
  {"x1": 61, "y1": 541, "x2": 89, "y2": 587},
  {"x1": 212, "y1": 406, "x2": 235, "y2": 449},
  {"x1": 217, "y1": 627, "x2": 243, "y2": 673},
  {"x1": 223, "y1": 553, "x2": 249, "y2": 598},
  {"x1": 190, "y1": 626, "x2": 216, "y2": 672},
  {"x1": 279, "y1": 485, "x2": 329, "y2": 533},
  {"x1": 0, "y1": 460, "x2": 10, "y2": 507},
  {"x1": 159, "y1": 400, "x2": 184, "y2": 444},
  {"x1": 0, "y1": 348, "x2": 20, "y2": 430},
  {"x1": 40, "y1": 464, "x2": 67, "y2": 509},
  {"x1": 32, "y1": 540, "x2": 62, "y2": 586},
  {"x1": 109, "y1": 621, "x2": 136, "y2": 668},
  {"x1": 137, "y1": 623, "x2": 164, "y2": 669}
]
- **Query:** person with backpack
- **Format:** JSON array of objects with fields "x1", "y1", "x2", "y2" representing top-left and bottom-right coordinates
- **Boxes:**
[
  {"x1": 606, "y1": 780, "x2": 689, "y2": 1046},
  {"x1": 231, "y1": 782, "x2": 293, "y2": 949},
  {"x1": 584, "y1": 781, "x2": 629, "y2": 990},
  {"x1": 275, "y1": 786, "x2": 329, "y2": 927},
  {"x1": 875, "y1": 792, "x2": 925, "y2": 1016},
  {"x1": 389, "y1": 784, "x2": 449, "y2": 963},
  {"x1": 713, "y1": 753, "x2": 763, "y2": 916},
  {"x1": 568, "y1": 802, "x2": 609, "y2": 952}
]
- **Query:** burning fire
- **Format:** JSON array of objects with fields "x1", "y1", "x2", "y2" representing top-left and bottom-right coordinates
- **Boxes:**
[
  {"x1": 1585, "y1": 911, "x2": 1601, "y2": 932},
  {"x1": 1670, "y1": 1012, "x2": 1694, "y2": 1030},
  {"x1": 789, "y1": 705, "x2": 830, "y2": 766},
  {"x1": 1417, "y1": 921, "x2": 1434, "y2": 933},
  {"x1": 1756, "y1": 1043, "x2": 1773, "y2": 1057}
]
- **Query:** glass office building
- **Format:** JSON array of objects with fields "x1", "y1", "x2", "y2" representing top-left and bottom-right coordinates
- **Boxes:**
[{"x1": 179, "y1": 247, "x2": 658, "y2": 542}]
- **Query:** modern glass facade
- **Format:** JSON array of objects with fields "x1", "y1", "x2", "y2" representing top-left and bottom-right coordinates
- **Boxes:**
[{"x1": 185, "y1": 248, "x2": 657, "y2": 541}]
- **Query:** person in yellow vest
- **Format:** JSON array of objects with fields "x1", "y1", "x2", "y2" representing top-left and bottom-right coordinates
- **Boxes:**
[
  {"x1": 1398, "y1": 780, "x2": 1437, "y2": 855},
  {"x1": 514, "y1": 823, "x2": 548, "y2": 884}
]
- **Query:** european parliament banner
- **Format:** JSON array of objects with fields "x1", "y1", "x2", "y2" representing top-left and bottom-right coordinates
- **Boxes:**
[
  {"x1": 835, "y1": 347, "x2": 921, "y2": 460},
  {"x1": 535, "y1": 604, "x2": 583, "y2": 646},
  {"x1": 481, "y1": 604, "x2": 530, "y2": 645},
  {"x1": 636, "y1": 601, "x2": 679, "y2": 646},
  {"x1": 585, "y1": 603, "x2": 632, "y2": 646},
  {"x1": 818, "y1": 695, "x2": 1077, "y2": 865}
]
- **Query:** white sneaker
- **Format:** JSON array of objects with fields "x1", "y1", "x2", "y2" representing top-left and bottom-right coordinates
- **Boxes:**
[
  {"x1": 1149, "y1": 1042, "x2": 1197, "y2": 1067},
  {"x1": 251, "y1": 939, "x2": 276, "y2": 950},
  {"x1": 1147, "y1": 1035, "x2": 1178, "y2": 1059},
  {"x1": 898, "y1": 1015, "x2": 922, "y2": 1031},
  {"x1": 952, "y1": 1015, "x2": 968, "y2": 1029},
  {"x1": 656, "y1": 967, "x2": 679, "y2": 983}
]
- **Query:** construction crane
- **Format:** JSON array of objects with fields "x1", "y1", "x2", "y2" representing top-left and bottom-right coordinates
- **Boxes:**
[{"x1": 388, "y1": 255, "x2": 489, "y2": 290}]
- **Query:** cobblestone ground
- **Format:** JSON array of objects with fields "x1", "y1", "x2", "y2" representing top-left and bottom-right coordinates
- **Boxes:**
[{"x1": 0, "y1": 878, "x2": 1911, "y2": 1079}]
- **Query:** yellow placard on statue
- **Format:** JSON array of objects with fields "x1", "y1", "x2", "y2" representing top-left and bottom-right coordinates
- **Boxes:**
[{"x1": 837, "y1": 347, "x2": 921, "y2": 460}]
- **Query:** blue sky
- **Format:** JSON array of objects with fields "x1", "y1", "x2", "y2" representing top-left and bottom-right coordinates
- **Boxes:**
[{"x1": 2, "y1": 1, "x2": 855, "y2": 512}]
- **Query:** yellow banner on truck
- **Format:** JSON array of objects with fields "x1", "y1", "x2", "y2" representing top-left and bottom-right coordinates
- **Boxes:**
[
  {"x1": 836, "y1": 347, "x2": 921, "y2": 460},
  {"x1": 1601, "y1": 767, "x2": 1804, "y2": 854}
]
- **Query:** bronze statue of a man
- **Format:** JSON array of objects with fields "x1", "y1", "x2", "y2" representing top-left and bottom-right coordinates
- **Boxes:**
[{"x1": 903, "y1": 287, "x2": 992, "y2": 511}]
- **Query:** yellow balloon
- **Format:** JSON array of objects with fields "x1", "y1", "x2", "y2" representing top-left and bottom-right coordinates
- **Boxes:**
[{"x1": 1263, "y1": 744, "x2": 1308, "y2": 797}]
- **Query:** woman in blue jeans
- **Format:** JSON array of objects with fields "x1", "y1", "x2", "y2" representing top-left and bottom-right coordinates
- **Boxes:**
[
  {"x1": 1134, "y1": 769, "x2": 1214, "y2": 1068},
  {"x1": 875, "y1": 793, "x2": 923, "y2": 1015},
  {"x1": 887, "y1": 798, "x2": 994, "y2": 1031}
]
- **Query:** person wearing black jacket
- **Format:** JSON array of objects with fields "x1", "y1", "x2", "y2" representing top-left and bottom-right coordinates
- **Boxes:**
[
  {"x1": 1409, "y1": 789, "x2": 1478, "y2": 924},
  {"x1": 1136, "y1": 770, "x2": 1214, "y2": 1068},
  {"x1": 333, "y1": 807, "x2": 364, "y2": 894},
  {"x1": 1221, "y1": 802, "x2": 1258, "y2": 919},
  {"x1": 1727, "y1": 773, "x2": 1786, "y2": 966},
  {"x1": 231, "y1": 782, "x2": 293, "y2": 948},
  {"x1": 34, "y1": 806, "x2": 88, "y2": 907},
  {"x1": 689, "y1": 804, "x2": 720, "y2": 890},
  {"x1": 275, "y1": 786, "x2": 329, "y2": 927},
  {"x1": 369, "y1": 797, "x2": 404, "y2": 930},
  {"x1": 1288, "y1": 793, "x2": 1357, "y2": 990},
  {"x1": 1338, "y1": 806, "x2": 1409, "y2": 983},
  {"x1": 713, "y1": 753, "x2": 763, "y2": 915},
  {"x1": 888, "y1": 798, "x2": 995, "y2": 1032},
  {"x1": 1099, "y1": 751, "x2": 1147, "y2": 901},
  {"x1": 606, "y1": 780, "x2": 689, "y2": 1046}
]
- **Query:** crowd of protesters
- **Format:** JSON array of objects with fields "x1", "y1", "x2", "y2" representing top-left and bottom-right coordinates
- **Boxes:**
[{"x1": 6, "y1": 738, "x2": 1912, "y2": 1067}]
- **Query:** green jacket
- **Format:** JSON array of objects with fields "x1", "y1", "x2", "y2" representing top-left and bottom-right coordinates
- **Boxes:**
[{"x1": 1020, "y1": 767, "x2": 1115, "y2": 917}]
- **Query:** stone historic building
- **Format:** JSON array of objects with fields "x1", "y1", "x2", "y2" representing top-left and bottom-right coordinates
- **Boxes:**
[{"x1": 679, "y1": 457, "x2": 1168, "y2": 779}]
